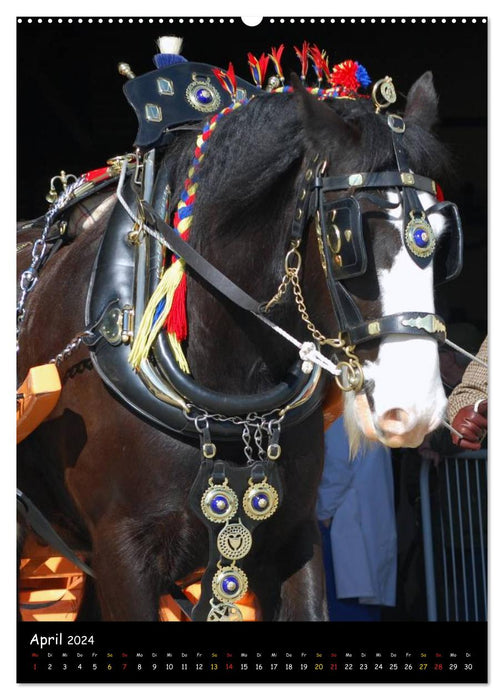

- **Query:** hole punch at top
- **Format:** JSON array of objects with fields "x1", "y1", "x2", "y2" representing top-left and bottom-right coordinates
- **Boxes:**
[{"x1": 241, "y1": 16, "x2": 263, "y2": 27}]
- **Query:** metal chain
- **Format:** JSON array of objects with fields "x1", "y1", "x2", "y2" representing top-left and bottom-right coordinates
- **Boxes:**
[
  {"x1": 289, "y1": 273, "x2": 343, "y2": 348},
  {"x1": 265, "y1": 243, "x2": 344, "y2": 350},
  {"x1": 242, "y1": 422, "x2": 254, "y2": 463},
  {"x1": 253, "y1": 422, "x2": 266, "y2": 460},
  {"x1": 183, "y1": 404, "x2": 284, "y2": 429},
  {"x1": 17, "y1": 175, "x2": 85, "y2": 347},
  {"x1": 49, "y1": 331, "x2": 95, "y2": 367},
  {"x1": 183, "y1": 405, "x2": 285, "y2": 463}
]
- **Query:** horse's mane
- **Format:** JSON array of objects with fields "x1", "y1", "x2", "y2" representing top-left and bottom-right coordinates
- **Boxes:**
[{"x1": 164, "y1": 89, "x2": 451, "y2": 246}]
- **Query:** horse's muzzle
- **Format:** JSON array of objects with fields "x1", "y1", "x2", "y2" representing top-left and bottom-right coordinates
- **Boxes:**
[{"x1": 354, "y1": 393, "x2": 444, "y2": 448}]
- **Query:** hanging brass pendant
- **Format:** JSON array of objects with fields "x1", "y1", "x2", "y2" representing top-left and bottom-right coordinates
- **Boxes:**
[
  {"x1": 207, "y1": 598, "x2": 243, "y2": 622},
  {"x1": 212, "y1": 565, "x2": 248, "y2": 603},
  {"x1": 217, "y1": 520, "x2": 253, "y2": 560},
  {"x1": 200, "y1": 480, "x2": 239, "y2": 523},
  {"x1": 404, "y1": 212, "x2": 436, "y2": 259},
  {"x1": 242, "y1": 480, "x2": 279, "y2": 521}
]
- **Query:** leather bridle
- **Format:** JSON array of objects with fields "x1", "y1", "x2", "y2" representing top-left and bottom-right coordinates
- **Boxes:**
[{"x1": 281, "y1": 112, "x2": 464, "y2": 390}]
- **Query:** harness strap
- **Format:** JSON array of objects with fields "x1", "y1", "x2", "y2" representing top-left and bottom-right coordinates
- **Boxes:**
[
  {"x1": 166, "y1": 582, "x2": 195, "y2": 619},
  {"x1": 318, "y1": 171, "x2": 437, "y2": 197},
  {"x1": 135, "y1": 200, "x2": 342, "y2": 378},
  {"x1": 17, "y1": 489, "x2": 95, "y2": 578},
  {"x1": 344, "y1": 312, "x2": 446, "y2": 346}
]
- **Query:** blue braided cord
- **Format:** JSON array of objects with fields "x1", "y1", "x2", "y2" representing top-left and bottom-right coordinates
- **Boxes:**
[{"x1": 177, "y1": 204, "x2": 194, "y2": 219}]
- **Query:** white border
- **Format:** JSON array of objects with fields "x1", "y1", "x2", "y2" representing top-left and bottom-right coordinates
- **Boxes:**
[{"x1": 4, "y1": 3, "x2": 501, "y2": 698}]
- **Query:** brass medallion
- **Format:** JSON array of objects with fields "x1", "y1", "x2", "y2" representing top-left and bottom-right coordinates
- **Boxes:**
[
  {"x1": 404, "y1": 212, "x2": 436, "y2": 258},
  {"x1": 212, "y1": 565, "x2": 248, "y2": 603},
  {"x1": 217, "y1": 520, "x2": 253, "y2": 560},
  {"x1": 242, "y1": 480, "x2": 279, "y2": 521},
  {"x1": 207, "y1": 599, "x2": 243, "y2": 622},
  {"x1": 201, "y1": 482, "x2": 238, "y2": 523},
  {"x1": 186, "y1": 76, "x2": 221, "y2": 113},
  {"x1": 372, "y1": 76, "x2": 397, "y2": 112}
]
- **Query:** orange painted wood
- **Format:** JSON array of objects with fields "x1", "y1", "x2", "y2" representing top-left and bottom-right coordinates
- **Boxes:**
[
  {"x1": 19, "y1": 536, "x2": 260, "y2": 621},
  {"x1": 17, "y1": 364, "x2": 61, "y2": 443}
]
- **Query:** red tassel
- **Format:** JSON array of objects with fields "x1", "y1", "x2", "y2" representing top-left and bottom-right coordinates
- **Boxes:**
[
  {"x1": 436, "y1": 183, "x2": 445, "y2": 202},
  {"x1": 294, "y1": 41, "x2": 310, "y2": 79},
  {"x1": 165, "y1": 271, "x2": 188, "y2": 342}
]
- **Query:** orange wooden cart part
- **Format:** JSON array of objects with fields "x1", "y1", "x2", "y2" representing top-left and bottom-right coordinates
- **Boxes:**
[
  {"x1": 17, "y1": 364, "x2": 62, "y2": 444},
  {"x1": 19, "y1": 534, "x2": 259, "y2": 622}
]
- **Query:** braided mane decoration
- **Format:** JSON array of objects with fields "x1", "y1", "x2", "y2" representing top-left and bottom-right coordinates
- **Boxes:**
[
  {"x1": 129, "y1": 39, "x2": 373, "y2": 373},
  {"x1": 129, "y1": 98, "x2": 247, "y2": 372}
]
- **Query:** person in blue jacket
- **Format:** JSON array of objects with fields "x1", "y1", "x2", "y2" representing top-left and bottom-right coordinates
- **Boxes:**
[{"x1": 317, "y1": 417, "x2": 397, "y2": 621}]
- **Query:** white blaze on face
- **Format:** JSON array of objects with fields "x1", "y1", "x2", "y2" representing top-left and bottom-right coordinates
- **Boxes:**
[{"x1": 357, "y1": 191, "x2": 447, "y2": 448}]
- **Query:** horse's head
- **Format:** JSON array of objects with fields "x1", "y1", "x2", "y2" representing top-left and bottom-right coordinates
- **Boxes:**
[{"x1": 295, "y1": 71, "x2": 460, "y2": 450}]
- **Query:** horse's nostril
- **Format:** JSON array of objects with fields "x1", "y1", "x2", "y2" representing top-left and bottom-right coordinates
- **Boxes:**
[
  {"x1": 378, "y1": 408, "x2": 411, "y2": 433},
  {"x1": 385, "y1": 408, "x2": 409, "y2": 423}
]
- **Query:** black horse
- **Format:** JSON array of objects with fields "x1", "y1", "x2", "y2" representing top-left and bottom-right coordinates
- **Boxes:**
[{"x1": 17, "y1": 62, "x2": 454, "y2": 621}]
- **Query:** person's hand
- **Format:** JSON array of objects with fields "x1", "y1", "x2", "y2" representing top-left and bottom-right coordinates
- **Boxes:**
[{"x1": 451, "y1": 400, "x2": 488, "y2": 450}]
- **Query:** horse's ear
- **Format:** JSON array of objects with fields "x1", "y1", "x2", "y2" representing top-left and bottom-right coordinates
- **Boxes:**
[
  {"x1": 404, "y1": 71, "x2": 439, "y2": 130},
  {"x1": 291, "y1": 73, "x2": 360, "y2": 155}
]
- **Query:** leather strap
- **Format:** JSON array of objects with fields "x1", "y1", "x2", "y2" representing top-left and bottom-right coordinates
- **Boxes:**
[
  {"x1": 17, "y1": 489, "x2": 95, "y2": 578},
  {"x1": 317, "y1": 170, "x2": 437, "y2": 197},
  {"x1": 344, "y1": 312, "x2": 447, "y2": 346}
]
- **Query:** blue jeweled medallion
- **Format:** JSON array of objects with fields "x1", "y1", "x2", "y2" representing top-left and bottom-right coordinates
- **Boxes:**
[
  {"x1": 212, "y1": 565, "x2": 248, "y2": 603},
  {"x1": 243, "y1": 480, "x2": 279, "y2": 521},
  {"x1": 185, "y1": 76, "x2": 221, "y2": 113},
  {"x1": 413, "y1": 228, "x2": 429, "y2": 248},
  {"x1": 404, "y1": 211, "x2": 436, "y2": 259},
  {"x1": 201, "y1": 481, "x2": 238, "y2": 523}
]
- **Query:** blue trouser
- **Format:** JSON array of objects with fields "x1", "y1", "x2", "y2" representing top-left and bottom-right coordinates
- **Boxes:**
[{"x1": 319, "y1": 521, "x2": 381, "y2": 622}]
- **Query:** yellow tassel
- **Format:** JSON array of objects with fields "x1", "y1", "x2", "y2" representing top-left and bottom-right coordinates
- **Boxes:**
[
  {"x1": 129, "y1": 259, "x2": 190, "y2": 371},
  {"x1": 168, "y1": 332, "x2": 190, "y2": 374}
]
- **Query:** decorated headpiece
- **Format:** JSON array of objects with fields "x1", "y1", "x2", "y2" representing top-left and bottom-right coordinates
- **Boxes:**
[{"x1": 119, "y1": 36, "x2": 377, "y2": 150}]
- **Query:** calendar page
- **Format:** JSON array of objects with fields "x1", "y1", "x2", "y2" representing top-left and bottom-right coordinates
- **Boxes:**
[{"x1": 16, "y1": 13, "x2": 488, "y2": 684}]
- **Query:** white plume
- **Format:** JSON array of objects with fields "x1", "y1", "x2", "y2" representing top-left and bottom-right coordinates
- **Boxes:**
[{"x1": 157, "y1": 36, "x2": 183, "y2": 55}]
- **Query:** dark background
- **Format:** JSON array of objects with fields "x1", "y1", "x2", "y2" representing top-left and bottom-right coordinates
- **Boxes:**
[{"x1": 17, "y1": 16, "x2": 487, "y2": 334}]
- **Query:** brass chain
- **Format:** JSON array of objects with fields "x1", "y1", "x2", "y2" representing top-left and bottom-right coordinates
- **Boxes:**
[
  {"x1": 264, "y1": 241, "x2": 365, "y2": 392},
  {"x1": 264, "y1": 272, "x2": 291, "y2": 312},
  {"x1": 290, "y1": 273, "x2": 339, "y2": 347},
  {"x1": 265, "y1": 242, "x2": 344, "y2": 350}
]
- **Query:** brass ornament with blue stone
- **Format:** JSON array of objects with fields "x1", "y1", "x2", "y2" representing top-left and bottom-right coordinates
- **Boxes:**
[
  {"x1": 201, "y1": 480, "x2": 238, "y2": 523},
  {"x1": 207, "y1": 598, "x2": 243, "y2": 622},
  {"x1": 212, "y1": 564, "x2": 248, "y2": 603},
  {"x1": 243, "y1": 479, "x2": 279, "y2": 521},
  {"x1": 186, "y1": 75, "x2": 221, "y2": 113},
  {"x1": 405, "y1": 211, "x2": 436, "y2": 258},
  {"x1": 217, "y1": 519, "x2": 253, "y2": 560}
]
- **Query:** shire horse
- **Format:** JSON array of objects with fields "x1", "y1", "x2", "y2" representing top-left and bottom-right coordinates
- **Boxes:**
[{"x1": 17, "y1": 58, "x2": 455, "y2": 621}]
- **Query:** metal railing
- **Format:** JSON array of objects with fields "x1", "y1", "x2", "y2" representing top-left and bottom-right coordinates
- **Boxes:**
[{"x1": 420, "y1": 450, "x2": 487, "y2": 621}]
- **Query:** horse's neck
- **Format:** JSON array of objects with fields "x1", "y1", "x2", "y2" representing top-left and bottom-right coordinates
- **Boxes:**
[{"x1": 169, "y1": 153, "x2": 301, "y2": 393}]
